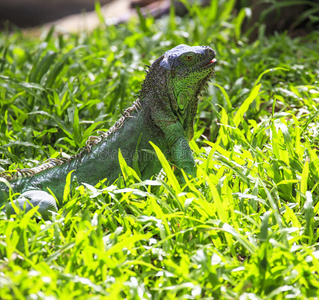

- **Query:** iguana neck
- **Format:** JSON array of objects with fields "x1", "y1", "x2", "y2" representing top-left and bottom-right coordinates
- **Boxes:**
[
  {"x1": 139, "y1": 55, "x2": 197, "y2": 140},
  {"x1": 139, "y1": 55, "x2": 167, "y2": 100}
]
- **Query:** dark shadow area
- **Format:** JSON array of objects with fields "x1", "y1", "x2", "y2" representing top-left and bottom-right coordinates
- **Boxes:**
[
  {"x1": 0, "y1": 0, "x2": 318, "y2": 36},
  {"x1": 0, "y1": 0, "x2": 113, "y2": 28}
]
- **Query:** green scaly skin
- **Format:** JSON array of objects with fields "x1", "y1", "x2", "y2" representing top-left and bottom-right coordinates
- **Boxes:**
[{"x1": 0, "y1": 44, "x2": 216, "y2": 219}]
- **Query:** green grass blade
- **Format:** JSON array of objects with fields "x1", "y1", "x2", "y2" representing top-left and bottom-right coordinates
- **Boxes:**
[
  {"x1": 150, "y1": 141, "x2": 180, "y2": 191},
  {"x1": 233, "y1": 84, "x2": 261, "y2": 127}
]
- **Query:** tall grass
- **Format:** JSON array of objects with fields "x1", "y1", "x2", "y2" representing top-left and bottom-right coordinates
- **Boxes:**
[{"x1": 0, "y1": 1, "x2": 319, "y2": 298}]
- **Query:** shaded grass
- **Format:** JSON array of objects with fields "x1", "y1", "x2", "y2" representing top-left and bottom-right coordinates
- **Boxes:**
[{"x1": 1, "y1": 1, "x2": 319, "y2": 299}]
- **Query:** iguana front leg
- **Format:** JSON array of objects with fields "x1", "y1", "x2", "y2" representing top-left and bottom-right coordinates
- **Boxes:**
[{"x1": 161, "y1": 121, "x2": 196, "y2": 177}]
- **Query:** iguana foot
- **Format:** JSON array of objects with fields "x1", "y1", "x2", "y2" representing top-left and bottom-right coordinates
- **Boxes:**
[{"x1": 5, "y1": 190, "x2": 58, "y2": 220}]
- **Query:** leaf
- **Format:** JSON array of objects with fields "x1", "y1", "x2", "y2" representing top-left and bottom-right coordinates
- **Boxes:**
[
  {"x1": 150, "y1": 141, "x2": 180, "y2": 192},
  {"x1": 29, "y1": 51, "x2": 57, "y2": 83},
  {"x1": 221, "y1": 223, "x2": 256, "y2": 254},
  {"x1": 63, "y1": 170, "x2": 75, "y2": 202},
  {"x1": 105, "y1": 233, "x2": 152, "y2": 256},
  {"x1": 95, "y1": 1, "x2": 105, "y2": 25},
  {"x1": 253, "y1": 67, "x2": 288, "y2": 89},
  {"x1": 72, "y1": 106, "x2": 81, "y2": 145},
  {"x1": 82, "y1": 121, "x2": 104, "y2": 141},
  {"x1": 304, "y1": 191, "x2": 314, "y2": 242},
  {"x1": 259, "y1": 211, "x2": 271, "y2": 242},
  {"x1": 300, "y1": 159, "x2": 309, "y2": 198},
  {"x1": 45, "y1": 45, "x2": 87, "y2": 88},
  {"x1": 212, "y1": 83, "x2": 232, "y2": 109},
  {"x1": 118, "y1": 149, "x2": 140, "y2": 185},
  {"x1": 233, "y1": 84, "x2": 261, "y2": 127}
]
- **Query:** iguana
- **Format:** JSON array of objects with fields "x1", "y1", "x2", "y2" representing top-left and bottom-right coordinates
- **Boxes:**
[{"x1": 0, "y1": 44, "x2": 216, "y2": 219}]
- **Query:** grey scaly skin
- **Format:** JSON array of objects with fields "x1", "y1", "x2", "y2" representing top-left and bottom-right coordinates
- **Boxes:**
[{"x1": 0, "y1": 44, "x2": 216, "y2": 219}]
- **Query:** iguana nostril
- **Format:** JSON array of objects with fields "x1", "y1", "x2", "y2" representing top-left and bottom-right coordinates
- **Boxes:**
[{"x1": 205, "y1": 47, "x2": 215, "y2": 57}]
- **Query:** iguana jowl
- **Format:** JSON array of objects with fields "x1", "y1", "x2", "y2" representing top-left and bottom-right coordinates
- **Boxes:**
[{"x1": 0, "y1": 44, "x2": 216, "y2": 218}]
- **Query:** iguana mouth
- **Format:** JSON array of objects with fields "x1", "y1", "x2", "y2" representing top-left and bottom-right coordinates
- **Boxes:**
[{"x1": 203, "y1": 58, "x2": 217, "y2": 67}]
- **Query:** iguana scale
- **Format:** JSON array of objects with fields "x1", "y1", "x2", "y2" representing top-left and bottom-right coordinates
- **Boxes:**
[{"x1": 0, "y1": 44, "x2": 216, "y2": 219}]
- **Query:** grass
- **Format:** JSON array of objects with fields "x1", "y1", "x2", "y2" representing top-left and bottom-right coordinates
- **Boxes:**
[{"x1": 1, "y1": 1, "x2": 319, "y2": 299}]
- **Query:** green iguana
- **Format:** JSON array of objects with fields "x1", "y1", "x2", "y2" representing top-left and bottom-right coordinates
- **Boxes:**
[{"x1": 0, "y1": 44, "x2": 216, "y2": 219}]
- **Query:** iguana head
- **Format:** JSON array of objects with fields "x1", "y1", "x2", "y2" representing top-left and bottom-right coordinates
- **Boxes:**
[
  {"x1": 140, "y1": 44, "x2": 216, "y2": 139},
  {"x1": 160, "y1": 44, "x2": 216, "y2": 113}
]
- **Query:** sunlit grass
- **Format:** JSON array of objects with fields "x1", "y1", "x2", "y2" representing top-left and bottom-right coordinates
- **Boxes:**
[{"x1": 0, "y1": 1, "x2": 319, "y2": 299}]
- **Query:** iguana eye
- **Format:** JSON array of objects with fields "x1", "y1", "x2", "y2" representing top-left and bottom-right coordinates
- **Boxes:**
[{"x1": 185, "y1": 55, "x2": 193, "y2": 61}]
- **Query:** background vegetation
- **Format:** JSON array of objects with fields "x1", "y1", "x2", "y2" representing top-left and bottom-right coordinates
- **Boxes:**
[{"x1": 0, "y1": 1, "x2": 319, "y2": 299}]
